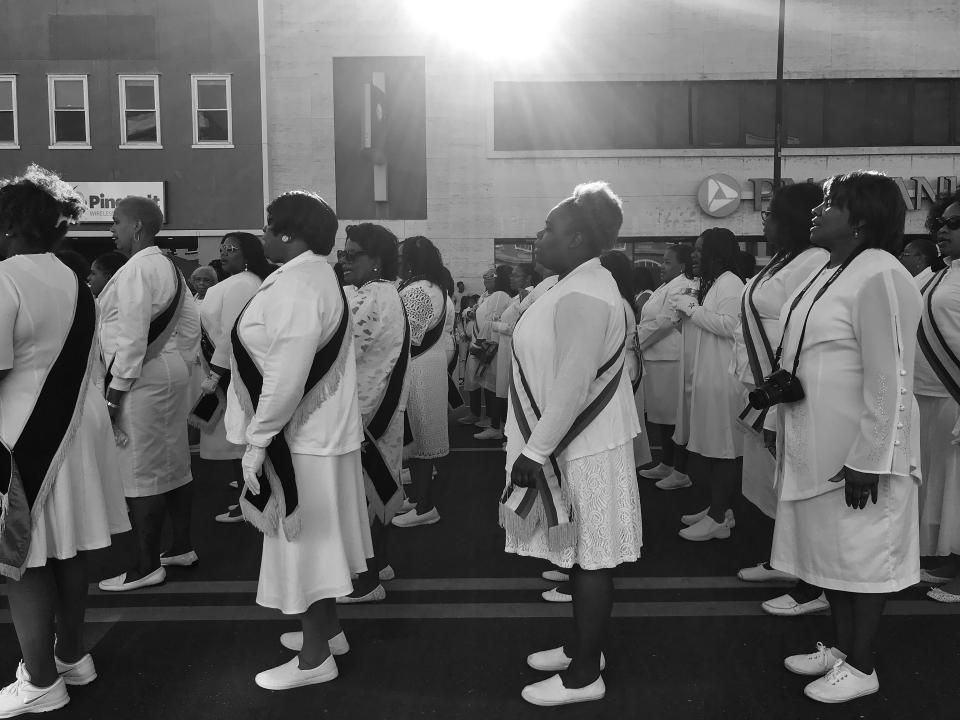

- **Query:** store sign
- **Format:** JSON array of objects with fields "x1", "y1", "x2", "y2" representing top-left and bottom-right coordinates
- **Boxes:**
[
  {"x1": 698, "y1": 175, "x2": 958, "y2": 216},
  {"x1": 72, "y1": 182, "x2": 166, "y2": 223}
]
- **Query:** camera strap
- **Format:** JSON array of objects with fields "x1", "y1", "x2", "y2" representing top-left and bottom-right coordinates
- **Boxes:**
[{"x1": 775, "y1": 244, "x2": 868, "y2": 376}]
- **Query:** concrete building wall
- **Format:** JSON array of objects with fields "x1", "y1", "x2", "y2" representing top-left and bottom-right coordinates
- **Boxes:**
[{"x1": 269, "y1": 1, "x2": 960, "y2": 285}]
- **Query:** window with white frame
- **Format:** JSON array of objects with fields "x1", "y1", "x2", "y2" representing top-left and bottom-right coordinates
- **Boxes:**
[
  {"x1": 48, "y1": 75, "x2": 90, "y2": 147},
  {"x1": 191, "y1": 74, "x2": 232, "y2": 146},
  {"x1": 0, "y1": 76, "x2": 18, "y2": 147},
  {"x1": 120, "y1": 75, "x2": 160, "y2": 146}
]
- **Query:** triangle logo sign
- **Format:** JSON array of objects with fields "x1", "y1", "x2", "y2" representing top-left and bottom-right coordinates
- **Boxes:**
[{"x1": 697, "y1": 174, "x2": 742, "y2": 217}]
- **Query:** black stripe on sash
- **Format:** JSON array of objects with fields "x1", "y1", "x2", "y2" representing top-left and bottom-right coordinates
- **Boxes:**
[
  {"x1": 190, "y1": 323, "x2": 231, "y2": 427},
  {"x1": 919, "y1": 269, "x2": 960, "y2": 403},
  {"x1": 411, "y1": 317, "x2": 444, "y2": 358}
]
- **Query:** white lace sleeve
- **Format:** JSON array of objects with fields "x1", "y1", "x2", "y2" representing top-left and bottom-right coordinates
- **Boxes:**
[
  {"x1": 402, "y1": 285, "x2": 434, "y2": 346},
  {"x1": 349, "y1": 286, "x2": 381, "y2": 358}
]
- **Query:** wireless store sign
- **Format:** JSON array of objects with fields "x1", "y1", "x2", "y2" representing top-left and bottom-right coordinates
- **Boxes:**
[{"x1": 72, "y1": 181, "x2": 166, "y2": 223}]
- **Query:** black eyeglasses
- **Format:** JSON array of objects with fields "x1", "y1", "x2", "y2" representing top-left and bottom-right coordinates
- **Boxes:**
[
  {"x1": 337, "y1": 250, "x2": 369, "y2": 262},
  {"x1": 932, "y1": 216, "x2": 960, "y2": 232}
]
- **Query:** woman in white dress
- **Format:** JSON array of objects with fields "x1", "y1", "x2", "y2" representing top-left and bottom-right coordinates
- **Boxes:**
[
  {"x1": 638, "y1": 244, "x2": 697, "y2": 484},
  {"x1": 491, "y1": 264, "x2": 538, "y2": 428},
  {"x1": 0, "y1": 166, "x2": 129, "y2": 716},
  {"x1": 467, "y1": 266, "x2": 514, "y2": 442},
  {"x1": 338, "y1": 223, "x2": 409, "y2": 601},
  {"x1": 672, "y1": 229, "x2": 745, "y2": 542},
  {"x1": 915, "y1": 191, "x2": 960, "y2": 602},
  {"x1": 97, "y1": 196, "x2": 201, "y2": 592},
  {"x1": 731, "y1": 184, "x2": 833, "y2": 618},
  {"x1": 392, "y1": 237, "x2": 452, "y2": 528},
  {"x1": 459, "y1": 272, "x2": 491, "y2": 426},
  {"x1": 502, "y1": 182, "x2": 642, "y2": 707},
  {"x1": 772, "y1": 171, "x2": 921, "y2": 704},
  {"x1": 225, "y1": 191, "x2": 371, "y2": 690},
  {"x1": 195, "y1": 232, "x2": 272, "y2": 523}
]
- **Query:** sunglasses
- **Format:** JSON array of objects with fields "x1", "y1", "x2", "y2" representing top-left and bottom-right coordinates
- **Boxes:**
[
  {"x1": 932, "y1": 216, "x2": 960, "y2": 232},
  {"x1": 221, "y1": 245, "x2": 241, "y2": 253},
  {"x1": 337, "y1": 250, "x2": 368, "y2": 262}
]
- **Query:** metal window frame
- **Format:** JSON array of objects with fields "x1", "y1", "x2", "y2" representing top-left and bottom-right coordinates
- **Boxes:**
[
  {"x1": 48, "y1": 74, "x2": 91, "y2": 149},
  {"x1": 119, "y1": 74, "x2": 162, "y2": 149},
  {"x1": 190, "y1": 73, "x2": 233, "y2": 148}
]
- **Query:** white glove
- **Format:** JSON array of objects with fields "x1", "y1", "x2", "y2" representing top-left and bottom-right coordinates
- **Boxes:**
[
  {"x1": 241, "y1": 445, "x2": 266, "y2": 495},
  {"x1": 200, "y1": 372, "x2": 221, "y2": 395}
]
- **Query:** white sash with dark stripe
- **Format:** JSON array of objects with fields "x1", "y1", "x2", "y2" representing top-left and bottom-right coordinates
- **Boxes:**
[
  {"x1": 738, "y1": 273, "x2": 777, "y2": 432},
  {"x1": 918, "y1": 268, "x2": 960, "y2": 409}
]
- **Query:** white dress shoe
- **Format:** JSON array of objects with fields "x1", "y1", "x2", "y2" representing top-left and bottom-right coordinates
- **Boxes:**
[
  {"x1": 681, "y1": 507, "x2": 735, "y2": 528},
  {"x1": 392, "y1": 507, "x2": 440, "y2": 527},
  {"x1": 737, "y1": 562, "x2": 795, "y2": 582},
  {"x1": 378, "y1": 565, "x2": 395, "y2": 581},
  {"x1": 215, "y1": 508, "x2": 244, "y2": 524},
  {"x1": 521, "y1": 674, "x2": 605, "y2": 706},
  {"x1": 927, "y1": 587, "x2": 960, "y2": 603},
  {"x1": 803, "y1": 660, "x2": 878, "y2": 703},
  {"x1": 655, "y1": 471, "x2": 692, "y2": 490},
  {"x1": 280, "y1": 630, "x2": 349, "y2": 655},
  {"x1": 541, "y1": 588, "x2": 572, "y2": 603},
  {"x1": 336, "y1": 584, "x2": 386, "y2": 604},
  {"x1": 762, "y1": 592, "x2": 829, "y2": 616},
  {"x1": 784, "y1": 642, "x2": 846, "y2": 676},
  {"x1": 919, "y1": 569, "x2": 953, "y2": 585},
  {"x1": 678, "y1": 516, "x2": 731, "y2": 541},
  {"x1": 637, "y1": 463, "x2": 673, "y2": 480},
  {"x1": 98, "y1": 567, "x2": 166, "y2": 592},
  {"x1": 254, "y1": 655, "x2": 338, "y2": 691},
  {"x1": 160, "y1": 550, "x2": 199, "y2": 567},
  {"x1": 0, "y1": 662, "x2": 70, "y2": 717},
  {"x1": 541, "y1": 570, "x2": 569, "y2": 583},
  {"x1": 527, "y1": 647, "x2": 605, "y2": 672},
  {"x1": 473, "y1": 428, "x2": 504, "y2": 440},
  {"x1": 229, "y1": 480, "x2": 239, "y2": 488},
  {"x1": 54, "y1": 653, "x2": 96, "y2": 686}
]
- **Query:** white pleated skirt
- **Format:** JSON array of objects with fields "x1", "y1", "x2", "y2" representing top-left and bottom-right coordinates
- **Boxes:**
[
  {"x1": 917, "y1": 395, "x2": 960, "y2": 556},
  {"x1": 642, "y1": 359, "x2": 679, "y2": 425},
  {"x1": 25, "y1": 388, "x2": 130, "y2": 568},
  {"x1": 257, "y1": 451, "x2": 373, "y2": 615},
  {"x1": 741, "y1": 429, "x2": 777, "y2": 519},
  {"x1": 504, "y1": 441, "x2": 643, "y2": 571},
  {"x1": 771, "y1": 478, "x2": 920, "y2": 593}
]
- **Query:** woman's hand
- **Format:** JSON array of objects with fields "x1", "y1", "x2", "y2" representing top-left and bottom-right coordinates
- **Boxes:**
[
  {"x1": 241, "y1": 445, "x2": 267, "y2": 495},
  {"x1": 510, "y1": 454, "x2": 543, "y2": 489},
  {"x1": 763, "y1": 429, "x2": 777, "y2": 458},
  {"x1": 677, "y1": 298, "x2": 700, "y2": 317},
  {"x1": 200, "y1": 372, "x2": 221, "y2": 395},
  {"x1": 829, "y1": 465, "x2": 880, "y2": 509},
  {"x1": 106, "y1": 388, "x2": 126, "y2": 422}
]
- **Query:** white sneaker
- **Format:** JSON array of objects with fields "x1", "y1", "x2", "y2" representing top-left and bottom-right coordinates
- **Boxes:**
[
  {"x1": 160, "y1": 550, "x2": 199, "y2": 567},
  {"x1": 254, "y1": 655, "x2": 338, "y2": 691},
  {"x1": 541, "y1": 570, "x2": 569, "y2": 583},
  {"x1": 681, "y1": 507, "x2": 735, "y2": 528},
  {"x1": 784, "y1": 642, "x2": 847, "y2": 676},
  {"x1": 762, "y1": 592, "x2": 829, "y2": 616},
  {"x1": 215, "y1": 508, "x2": 244, "y2": 523},
  {"x1": 378, "y1": 565, "x2": 395, "y2": 581},
  {"x1": 457, "y1": 414, "x2": 481, "y2": 425},
  {"x1": 521, "y1": 674, "x2": 605, "y2": 707},
  {"x1": 738, "y1": 562, "x2": 795, "y2": 582},
  {"x1": 527, "y1": 647, "x2": 605, "y2": 672},
  {"x1": 98, "y1": 567, "x2": 166, "y2": 592},
  {"x1": 336, "y1": 584, "x2": 386, "y2": 604},
  {"x1": 637, "y1": 463, "x2": 673, "y2": 480},
  {"x1": 804, "y1": 660, "x2": 879, "y2": 704},
  {"x1": 391, "y1": 507, "x2": 440, "y2": 527},
  {"x1": 0, "y1": 662, "x2": 70, "y2": 717},
  {"x1": 678, "y1": 516, "x2": 731, "y2": 541},
  {"x1": 541, "y1": 588, "x2": 572, "y2": 603},
  {"x1": 473, "y1": 428, "x2": 504, "y2": 441},
  {"x1": 279, "y1": 630, "x2": 349, "y2": 655},
  {"x1": 655, "y1": 471, "x2": 692, "y2": 490},
  {"x1": 228, "y1": 480, "x2": 239, "y2": 489},
  {"x1": 54, "y1": 654, "x2": 96, "y2": 686}
]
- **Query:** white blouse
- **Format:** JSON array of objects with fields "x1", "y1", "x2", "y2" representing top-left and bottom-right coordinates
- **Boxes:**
[
  {"x1": 637, "y1": 273, "x2": 698, "y2": 361},
  {"x1": 98, "y1": 246, "x2": 201, "y2": 392},
  {"x1": 777, "y1": 249, "x2": 922, "y2": 501},
  {"x1": 199, "y1": 271, "x2": 262, "y2": 369},
  {"x1": 913, "y1": 260, "x2": 960, "y2": 399},
  {"x1": 224, "y1": 251, "x2": 362, "y2": 455},
  {"x1": 348, "y1": 280, "x2": 408, "y2": 420},
  {"x1": 509, "y1": 258, "x2": 641, "y2": 465}
]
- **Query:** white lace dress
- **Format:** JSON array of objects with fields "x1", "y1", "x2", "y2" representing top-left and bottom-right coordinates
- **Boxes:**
[{"x1": 400, "y1": 280, "x2": 449, "y2": 459}]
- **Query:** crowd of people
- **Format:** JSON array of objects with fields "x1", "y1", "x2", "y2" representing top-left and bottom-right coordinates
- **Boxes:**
[{"x1": 0, "y1": 161, "x2": 958, "y2": 713}]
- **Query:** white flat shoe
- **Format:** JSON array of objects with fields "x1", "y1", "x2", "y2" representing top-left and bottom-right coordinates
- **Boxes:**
[
  {"x1": 254, "y1": 655, "x2": 338, "y2": 691},
  {"x1": 521, "y1": 674, "x2": 605, "y2": 706},
  {"x1": 541, "y1": 570, "x2": 569, "y2": 583},
  {"x1": 392, "y1": 508, "x2": 440, "y2": 527},
  {"x1": 336, "y1": 584, "x2": 386, "y2": 604},
  {"x1": 919, "y1": 569, "x2": 953, "y2": 585},
  {"x1": 54, "y1": 653, "x2": 97, "y2": 686},
  {"x1": 678, "y1": 516, "x2": 731, "y2": 541},
  {"x1": 927, "y1": 587, "x2": 960, "y2": 603},
  {"x1": 280, "y1": 630, "x2": 349, "y2": 655},
  {"x1": 762, "y1": 592, "x2": 829, "y2": 616},
  {"x1": 638, "y1": 463, "x2": 673, "y2": 479},
  {"x1": 803, "y1": 660, "x2": 878, "y2": 704},
  {"x1": 473, "y1": 428, "x2": 504, "y2": 440},
  {"x1": 738, "y1": 562, "x2": 795, "y2": 582},
  {"x1": 541, "y1": 588, "x2": 572, "y2": 603},
  {"x1": 527, "y1": 647, "x2": 606, "y2": 672},
  {"x1": 0, "y1": 663, "x2": 70, "y2": 717},
  {"x1": 681, "y1": 507, "x2": 735, "y2": 528},
  {"x1": 784, "y1": 642, "x2": 846, "y2": 676},
  {"x1": 655, "y1": 471, "x2": 692, "y2": 490},
  {"x1": 98, "y1": 567, "x2": 166, "y2": 592},
  {"x1": 160, "y1": 550, "x2": 199, "y2": 567},
  {"x1": 378, "y1": 565, "x2": 395, "y2": 581}
]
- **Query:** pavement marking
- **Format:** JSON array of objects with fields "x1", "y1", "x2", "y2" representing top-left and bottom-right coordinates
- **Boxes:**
[{"x1": 1, "y1": 600, "x2": 957, "y2": 624}]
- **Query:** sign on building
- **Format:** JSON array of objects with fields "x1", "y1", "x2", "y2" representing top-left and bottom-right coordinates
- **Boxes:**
[{"x1": 72, "y1": 182, "x2": 166, "y2": 223}]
